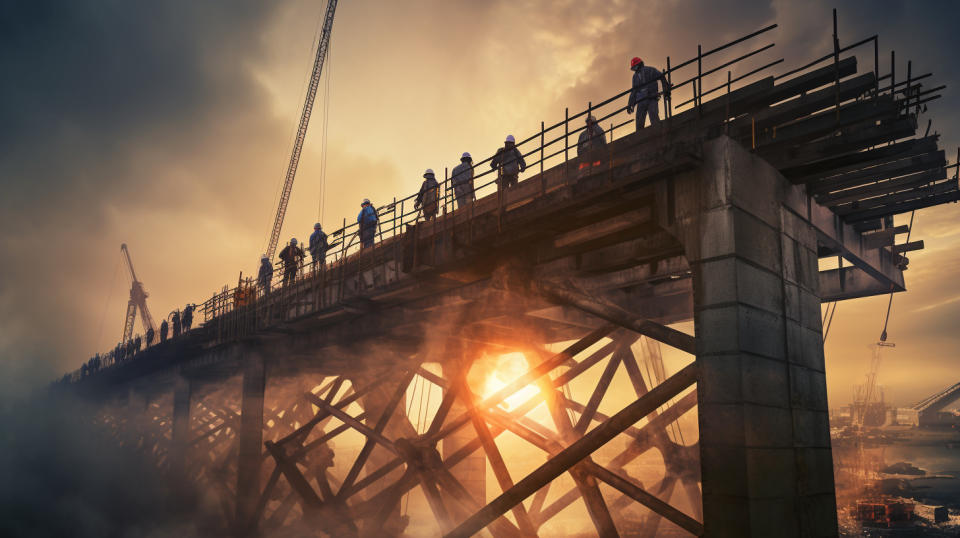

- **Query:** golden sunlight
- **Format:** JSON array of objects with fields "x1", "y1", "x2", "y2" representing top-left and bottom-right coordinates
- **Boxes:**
[{"x1": 477, "y1": 351, "x2": 541, "y2": 412}]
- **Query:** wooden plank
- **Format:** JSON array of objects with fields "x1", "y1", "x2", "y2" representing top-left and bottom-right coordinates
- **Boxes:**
[
  {"x1": 783, "y1": 136, "x2": 938, "y2": 182},
  {"x1": 764, "y1": 116, "x2": 917, "y2": 170},
  {"x1": 819, "y1": 166, "x2": 945, "y2": 206},
  {"x1": 811, "y1": 151, "x2": 945, "y2": 196},
  {"x1": 836, "y1": 179, "x2": 958, "y2": 216},
  {"x1": 892, "y1": 240, "x2": 924, "y2": 254},
  {"x1": 844, "y1": 189, "x2": 960, "y2": 222}
]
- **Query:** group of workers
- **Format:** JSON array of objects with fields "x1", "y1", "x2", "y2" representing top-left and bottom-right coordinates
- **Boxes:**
[
  {"x1": 73, "y1": 56, "x2": 670, "y2": 382},
  {"x1": 252, "y1": 56, "x2": 669, "y2": 293},
  {"x1": 77, "y1": 304, "x2": 196, "y2": 379}
]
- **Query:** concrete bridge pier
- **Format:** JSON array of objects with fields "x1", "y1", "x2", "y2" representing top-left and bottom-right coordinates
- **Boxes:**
[
  {"x1": 236, "y1": 347, "x2": 267, "y2": 530},
  {"x1": 676, "y1": 138, "x2": 837, "y2": 537}
]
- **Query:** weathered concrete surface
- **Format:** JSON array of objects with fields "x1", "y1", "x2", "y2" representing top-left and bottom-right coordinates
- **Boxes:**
[{"x1": 673, "y1": 136, "x2": 838, "y2": 537}]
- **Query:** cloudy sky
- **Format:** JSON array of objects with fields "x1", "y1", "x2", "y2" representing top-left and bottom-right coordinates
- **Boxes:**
[{"x1": 1, "y1": 0, "x2": 958, "y2": 407}]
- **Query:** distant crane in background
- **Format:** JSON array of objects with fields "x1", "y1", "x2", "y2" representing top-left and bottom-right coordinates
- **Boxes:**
[
  {"x1": 120, "y1": 243, "x2": 156, "y2": 343},
  {"x1": 264, "y1": 0, "x2": 339, "y2": 260}
]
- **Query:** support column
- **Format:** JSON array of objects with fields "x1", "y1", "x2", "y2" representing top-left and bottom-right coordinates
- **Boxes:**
[
  {"x1": 676, "y1": 137, "x2": 837, "y2": 537},
  {"x1": 170, "y1": 375, "x2": 192, "y2": 474},
  {"x1": 442, "y1": 363, "x2": 486, "y2": 505},
  {"x1": 236, "y1": 348, "x2": 266, "y2": 529}
]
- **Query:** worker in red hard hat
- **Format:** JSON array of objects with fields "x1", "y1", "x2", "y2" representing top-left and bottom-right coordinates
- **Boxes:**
[{"x1": 626, "y1": 56, "x2": 670, "y2": 131}]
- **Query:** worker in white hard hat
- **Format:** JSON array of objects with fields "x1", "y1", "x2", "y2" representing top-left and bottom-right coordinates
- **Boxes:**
[
  {"x1": 257, "y1": 254, "x2": 273, "y2": 294},
  {"x1": 309, "y1": 222, "x2": 329, "y2": 269},
  {"x1": 451, "y1": 152, "x2": 475, "y2": 209},
  {"x1": 491, "y1": 134, "x2": 526, "y2": 189},
  {"x1": 357, "y1": 199, "x2": 378, "y2": 248},
  {"x1": 278, "y1": 238, "x2": 305, "y2": 286},
  {"x1": 414, "y1": 168, "x2": 440, "y2": 221}
]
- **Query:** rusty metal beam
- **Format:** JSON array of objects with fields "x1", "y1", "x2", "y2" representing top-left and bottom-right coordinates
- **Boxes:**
[
  {"x1": 445, "y1": 361, "x2": 698, "y2": 537},
  {"x1": 532, "y1": 280, "x2": 696, "y2": 354}
]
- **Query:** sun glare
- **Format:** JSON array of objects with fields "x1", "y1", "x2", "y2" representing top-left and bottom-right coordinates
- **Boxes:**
[{"x1": 478, "y1": 352, "x2": 541, "y2": 412}]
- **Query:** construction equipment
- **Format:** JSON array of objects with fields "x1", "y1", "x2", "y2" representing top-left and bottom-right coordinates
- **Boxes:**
[
  {"x1": 120, "y1": 243, "x2": 156, "y2": 343},
  {"x1": 264, "y1": 0, "x2": 339, "y2": 260},
  {"x1": 852, "y1": 341, "x2": 895, "y2": 429}
]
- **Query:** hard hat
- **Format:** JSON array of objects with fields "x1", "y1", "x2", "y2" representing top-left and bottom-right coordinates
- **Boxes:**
[
  {"x1": 291, "y1": 238, "x2": 298, "y2": 245},
  {"x1": 261, "y1": 254, "x2": 268, "y2": 260},
  {"x1": 586, "y1": 114, "x2": 597, "y2": 123},
  {"x1": 505, "y1": 134, "x2": 515, "y2": 143},
  {"x1": 362, "y1": 198, "x2": 371, "y2": 205},
  {"x1": 631, "y1": 57, "x2": 643, "y2": 69},
  {"x1": 461, "y1": 152, "x2": 472, "y2": 160},
  {"x1": 314, "y1": 222, "x2": 322, "y2": 229},
  {"x1": 424, "y1": 168, "x2": 435, "y2": 177}
]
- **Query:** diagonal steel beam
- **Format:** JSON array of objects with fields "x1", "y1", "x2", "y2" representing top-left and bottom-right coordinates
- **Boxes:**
[
  {"x1": 444, "y1": 361, "x2": 698, "y2": 537},
  {"x1": 336, "y1": 371, "x2": 413, "y2": 497},
  {"x1": 531, "y1": 280, "x2": 696, "y2": 354}
]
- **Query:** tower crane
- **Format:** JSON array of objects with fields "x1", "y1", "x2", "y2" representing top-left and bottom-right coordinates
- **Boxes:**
[
  {"x1": 120, "y1": 243, "x2": 156, "y2": 343},
  {"x1": 264, "y1": 0, "x2": 339, "y2": 260}
]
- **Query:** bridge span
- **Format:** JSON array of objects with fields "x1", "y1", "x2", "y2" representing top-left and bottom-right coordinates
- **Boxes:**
[{"x1": 58, "y1": 22, "x2": 958, "y2": 538}]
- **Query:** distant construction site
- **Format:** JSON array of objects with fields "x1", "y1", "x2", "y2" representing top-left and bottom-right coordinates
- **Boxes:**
[{"x1": 54, "y1": 6, "x2": 960, "y2": 538}]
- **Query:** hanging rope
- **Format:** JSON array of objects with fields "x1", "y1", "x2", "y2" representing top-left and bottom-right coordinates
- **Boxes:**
[
  {"x1": 95, "y1": 253, "x2": 123, "y2": 351},
  {"x1": 879, "y1": 211, "x2": 915, "y2": 342}
]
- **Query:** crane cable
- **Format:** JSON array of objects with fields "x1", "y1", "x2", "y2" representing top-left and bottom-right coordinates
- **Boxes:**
[
  {"x1": 879, "y1": 210, "x2": 915, "y2": 342},
  {"x1": 317, "y1": 40, "x2": 333, "y2": 224}
]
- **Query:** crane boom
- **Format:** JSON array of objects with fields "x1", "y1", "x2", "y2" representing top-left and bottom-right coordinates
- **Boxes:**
[
  {"x1": 265, "y1": 0, "x2": 339, "y2": 260},
  {"x1": 120, "y1": 243, "x2": 156, "y2": 342}
]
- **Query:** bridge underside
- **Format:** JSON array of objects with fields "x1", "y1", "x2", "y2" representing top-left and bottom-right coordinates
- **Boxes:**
[{"x1": 74, "y1": 53, "x2": 958, "y2": 538}]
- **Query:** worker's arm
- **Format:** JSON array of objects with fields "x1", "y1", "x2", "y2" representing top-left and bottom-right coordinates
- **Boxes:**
[
  {"x1": 659, "y1": 69, "x2": 671, "y2": 97},
  {"x1": 516, "y1": 148, "x2": 527, "y2": 172},
  {"x1": 627, "y1": 71, "x2": 640, "y2": 111}
]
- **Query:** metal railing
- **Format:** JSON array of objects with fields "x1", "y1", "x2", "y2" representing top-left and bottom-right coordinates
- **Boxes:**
[{"x1": 66, "y1": 19, "x2": 899, "y2": 385}]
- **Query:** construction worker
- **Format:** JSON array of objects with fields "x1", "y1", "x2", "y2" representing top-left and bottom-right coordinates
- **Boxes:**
[
  {"x1": 357, "y1": 199, "x2": 378, "y2": 249},
  {"x1": 279, "y1": 238, "x2": 305, "y2": 286},
  {"x1": 182, "y1": 304, "x2": 194, "y2": 332},
  {"x1": 577, "y1": 115, "x2": 607, "y2": 168},
  {"x1": 172, "y1": 310, "x2": 182, "y2": 339},
  {"x1": 626, "y1": 57, "x2": 670, "y2": 130},
  {"x1": 414, "y1": 169, "x2": 440, "y2": 221},
  {"x1": 146, "y1": 327, "x2": 154, "y2": 347},
  {"x1": 160, "y1": 320, "x2": 168, "y2": 343},
  {"x1": 309, "y1": 223, "x2": 329, "y2": 267},
  {"x1": 258, "y1": 254, "x2": 273, "y2": 294},
  {"x1": 451, "y1": 152, "x2": 475, "y2": 208},
  {"x1": 134, "y1": 336, "x2": 142, "y2": 354},
  {"x1": 490, "y1": 135, "x2": 526, "y2": 189}
]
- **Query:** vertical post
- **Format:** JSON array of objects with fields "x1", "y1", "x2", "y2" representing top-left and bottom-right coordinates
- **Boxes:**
[
  {"x1": 832, "y1": 8, "x2": 841, "y2": 122},
  {"x1": 906, "y1": 60, "x2": 913, "y2": 114},
  {"x1": 873, "y1": 36, "x2": 879, "y2": 96},
  {"x1": 564, "y1": 107, "x2": 569, "y2": 163},
  {"x1": 170, "y1": 374, "x2": 192, "y2": 474},
  {"x1": 725, "y1": 71, "x2": 732, "y2": 135},
  {"x1": 540, "y1": 121, "x2": 546, "y2": 196},
  {"x1": 444, "y1": 167, "x2": 449, "y2": 216},
  {"x1": 236, "y1": 347, "x2": 266, "y2": 528},
  {"x1": 666, "y1": 56, "x2": 672, "y2": 118},
  {"x1": 697, "y1": 44, "x2": 702, "y2": 117}
]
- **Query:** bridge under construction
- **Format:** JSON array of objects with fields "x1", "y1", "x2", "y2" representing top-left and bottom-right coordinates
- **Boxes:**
[{"x1": 57, "y1": 18, "x2": 959, "y2": 538}]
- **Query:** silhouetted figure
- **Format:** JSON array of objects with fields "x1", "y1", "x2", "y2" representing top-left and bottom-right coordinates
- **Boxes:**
[
  {"x1": 172, "y1": 311, "x2": 181, "y2": 338},
  {"x1": 452, "y1": 152, "x2": 475, "y2": 209},
  {"x1": 134, "y1": 336, "x2": 142, "y2": 354},
  {"x1": 146, "y1": 327, "x2": 154, "y2": 346},
  {"x1": 309, "y1": 223, "x2": 329, "y2": 267},
  {"x1": 258, "y1": 255, "x2": 273, "y2": 293},
  {"x1": 182, "y1": 304, "x2": 194, "y2": 332},
  {"x1": 160, "y1": 320, "x2": 169, "y2": 342}
]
